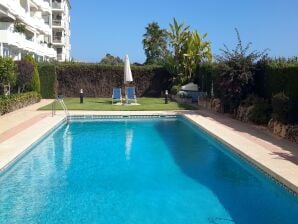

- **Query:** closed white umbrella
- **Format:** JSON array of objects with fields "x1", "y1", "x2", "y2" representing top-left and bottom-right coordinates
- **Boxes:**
[{"x1": 124, "y1": 55, "x2": 133, "y2": 84}]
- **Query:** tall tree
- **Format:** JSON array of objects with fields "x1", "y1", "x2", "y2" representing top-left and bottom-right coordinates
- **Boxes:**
[
  {"x1": 167, "y1": 19, "x2": 190, "y2": 68},
  {"x1": 142, "y1": 22, "x2": 168, "y2": 64},
  {"x1": 165, "y1": 18, "x2": 190, "y2": 84},
  {"x1": 99, "y1": 54, "x2": 124, "y2": 66}
]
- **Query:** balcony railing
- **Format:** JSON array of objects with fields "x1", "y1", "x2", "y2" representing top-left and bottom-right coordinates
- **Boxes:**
[
  {"x1": 52, "y1": 20, "x2": 62, "y2": 26},
  {"x1": 52, "y1": 2, "x2": 62, "y2": 9},
  {"x1": 53, "y1": 36, "x2": 62, "y2": 43},
  {"x1": 0, "y1": 30, "x2": 56, "y2": 58},
  {"x1": 57, "y1": 54, "x2": 62, "y2": 61}
]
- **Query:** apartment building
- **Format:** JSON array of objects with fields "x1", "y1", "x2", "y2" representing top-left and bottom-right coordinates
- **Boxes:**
[
  {"x1": 0, "y1": 0, "x2": 71, "y2": 61},
  {"x1": 52, "y1": 0, "x2": 70, "y2": 61}
]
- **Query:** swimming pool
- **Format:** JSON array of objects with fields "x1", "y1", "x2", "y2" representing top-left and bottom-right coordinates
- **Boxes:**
[{"x1": 0, "y1": 116, "x2": 297, "y2": 223}]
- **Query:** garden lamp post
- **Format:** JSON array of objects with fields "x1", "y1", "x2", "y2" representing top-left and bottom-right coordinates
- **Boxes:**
[
  {"x1": 165, "y1": 90, "x2": 169, "y2": 104},
  {"x1": 80, "y1": 89, "x2": 84, "y2": 104}
]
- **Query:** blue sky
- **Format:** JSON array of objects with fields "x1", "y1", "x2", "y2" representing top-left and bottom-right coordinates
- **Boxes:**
[{"x1": 70, "y1": 0, "x2": 298, "y2": 63}]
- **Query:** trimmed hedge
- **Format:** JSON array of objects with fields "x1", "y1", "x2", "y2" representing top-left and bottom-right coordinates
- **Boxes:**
[
  {"x1": 38, "y1": 63, "x2": 171, "y2": 98},
  {"x1": 255, "y1": 62, "x2": 298, "y2": 99},
  {"x1": 0, "y1": 92, "x2": 41, "y2": 115},
  {"x1": 255, "y1": 62, "x2": 298, "y2": 123},
  {"x1": 55, "y1": 64, "x2": 170, "y2": 97},
  {"x1": 39, "y1": 64, "x2": 57, "y2": 98},
  {"x1": 272, "y1": 92, "x2": 291, "y2": 124}
]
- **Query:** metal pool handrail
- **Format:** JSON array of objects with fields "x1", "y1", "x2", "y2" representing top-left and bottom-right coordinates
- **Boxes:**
[{"x1": 52, "y1": 97, "x2": 70, "y2": 123}]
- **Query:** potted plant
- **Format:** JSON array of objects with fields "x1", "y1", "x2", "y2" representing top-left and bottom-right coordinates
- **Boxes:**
[{"x1": 14, "y1": 20, "x2": 26, "y2": 34}]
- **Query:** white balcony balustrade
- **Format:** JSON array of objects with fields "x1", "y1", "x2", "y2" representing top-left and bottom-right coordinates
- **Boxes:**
[
  {"x1": 52, "y1": 2, "x2": 62, "y2": 10},
  {"x1": 0, "y1": 30, "x2": 56, "y2": 58},
  {"x1": 53, "y1": 35, "x2": 64, "y2": 44},
  {"x1": 52, "y1": 19, "x2": 62, "y2": 27}
]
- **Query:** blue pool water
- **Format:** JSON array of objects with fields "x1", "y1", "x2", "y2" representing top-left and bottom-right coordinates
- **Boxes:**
[{"x1": 0, "y1": 117, "x2": 298, "y2": 224}]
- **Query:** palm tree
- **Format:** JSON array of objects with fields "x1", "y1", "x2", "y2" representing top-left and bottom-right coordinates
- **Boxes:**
[
  {"x1": 183, "y1": 31, "x2": 212, "y2": 83},
  {"x1": 167, "y1": 18, "x2": 190, "y2": 68}
]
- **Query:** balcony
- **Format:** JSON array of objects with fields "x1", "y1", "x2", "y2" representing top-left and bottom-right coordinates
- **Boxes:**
[
  {"x1": 0, "y1": 0, "x2": 24, "y2": 16},
  {"x1": 52, "y1": 2, "x2": 62, "y2": 10},
  {"x1": 53, "y1": 36, "x2": 63, "y2": 44},
  {"x1": 52, "y1": 19, "x2": 62, "y2": 27},
  {"x1": 43, "y1": 17, "x2": 50, "y2": 25},
  {"x1": 0, "y1": 30, "x2": 56, "y2": 58},
  {"x1": 40, "y1": 0, "x2": 51, "y2": 12},
  {"x1": 31, "y1": 0, "x2": 50, "y2": 10}
]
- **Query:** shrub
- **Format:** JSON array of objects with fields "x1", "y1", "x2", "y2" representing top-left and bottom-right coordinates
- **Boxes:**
[
  {"x1": 31, "y1": 68, "x2": 41, "y2": 93},
  {"x1": 0, "y1": 56, "x2": 17, "y2": 86},
  {"x1": 15, "y1": 60, "x2": 34, "y2": 93},
  {"x1": 216, "y1": 29, "x2": 266, "y2": 113},
  {"x1": 38, "y1": 63, "x2": 57, "y2": 98},
  {"x1": 248, "y1": 100, "x2": 272, "y2": 125},
  {"x1": 24, "y1": 55, "x2": 40, "y2": 93},
  {"x1": 240, "y1": 94, "x2": 259, "y2": 107},
  {"x1": 272, "y1": 92, "x2": 289, "y2": 123},
  {"x1": 14, "y1": 20, "x2": 26, "y2": 33},
  {"x1": 170, "y1": 85, "x2": 180, "y2": 95},
  {"x1": 0, "y1": 92, "x2": 41, "y2": 115}
]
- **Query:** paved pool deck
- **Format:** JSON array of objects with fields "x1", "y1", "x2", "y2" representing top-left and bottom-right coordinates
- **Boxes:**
[{"x1": 0, "y1": 102, "x2": 297, "y2": 193}]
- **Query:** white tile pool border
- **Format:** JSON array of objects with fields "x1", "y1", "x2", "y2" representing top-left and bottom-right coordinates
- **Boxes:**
[{"x1": 0, "y1": 111, "x2": 297, "y2": 195}]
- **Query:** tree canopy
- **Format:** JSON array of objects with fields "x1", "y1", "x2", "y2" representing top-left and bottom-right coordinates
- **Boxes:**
[
  {"x1": 99, "y1": 54, "x2": 124, "y2": 66},
  {"x1": 143, "y1": 22, "x2": 168, "y2": 65}
]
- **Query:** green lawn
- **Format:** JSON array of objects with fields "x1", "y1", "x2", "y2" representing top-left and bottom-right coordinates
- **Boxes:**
[{"x1": 39, "y1": 97, "x2": 195, "y2": 111}]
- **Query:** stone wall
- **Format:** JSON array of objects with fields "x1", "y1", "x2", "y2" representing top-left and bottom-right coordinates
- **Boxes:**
[
  {"x1": 235, "y1": 105, "x2": 254, "y2": 122},
  {"x1": 268, "y1": 119, "x2": 298, "y2": 143},
  {"x1": 198, "y1": 97, "x2": 298, "y2": 143},
  {"x1": 198, "y1": 97, "x2": 222, "y2": 113}
]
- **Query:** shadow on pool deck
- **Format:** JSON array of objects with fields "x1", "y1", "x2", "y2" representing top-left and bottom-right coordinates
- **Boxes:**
[{"x1": 182, "y1": 109, "x2": 298, "y2": 165}]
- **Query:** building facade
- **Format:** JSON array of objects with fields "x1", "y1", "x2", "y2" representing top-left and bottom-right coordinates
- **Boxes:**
[
  {"x1": 0, "y1": 0, "x2": 71, "y2": 61},
  {"x1": 52, "y1": 0, "x2": 70, "y2": 61}
]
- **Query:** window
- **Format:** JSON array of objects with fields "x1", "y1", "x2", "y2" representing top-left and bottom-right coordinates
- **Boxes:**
[{"x1": 3, "y1": 47, "x2": 10, "y2": 57}]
